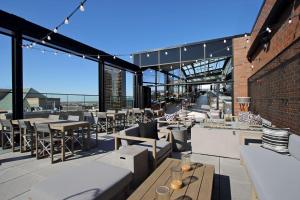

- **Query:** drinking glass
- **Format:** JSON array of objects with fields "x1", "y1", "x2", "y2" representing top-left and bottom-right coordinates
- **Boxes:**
[
  {"x1": 170, "y1": 166, "x2": 183, "y2": 190},
  {"x1": 181, "y1": 154, "x2": 191, "y2": 172},
  {"x1": 156, "y1": 186, "x2": 170, "y2": 200}
]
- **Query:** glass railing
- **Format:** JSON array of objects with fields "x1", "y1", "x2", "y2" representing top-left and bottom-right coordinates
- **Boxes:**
[{"x1": 0, "y1": 90, "x2": 134, "y2": 114}]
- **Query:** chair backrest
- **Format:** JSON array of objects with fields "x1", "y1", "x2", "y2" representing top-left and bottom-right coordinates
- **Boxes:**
[
  {"x1": 0, "y1": 119, "x2": 12, "y2": 129},
  {"x1": 34, "y1": 123, "x2": 51, "y2": 134},
  {"x1": 97, "y1": 112, "x2": 107, "y2": 119},
  {"x1": 115, "y1": 113, "x2": 126, "y2": 121},
  {"x1": 48, "y1": 114, "x2": 60, "y2": 120},
  {"x1": 67, "y1": 115, "x2": 80, "y2": 121},
  {"x1": 18, "y1": 120, "x2": 32, "y2": 129},
  {"x1": 107, "y1": 109, "x2": 116, "y2": 114}
]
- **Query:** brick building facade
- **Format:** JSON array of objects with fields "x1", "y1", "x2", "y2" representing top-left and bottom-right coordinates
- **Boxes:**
[{"x1": 233, "y1": 0, "x2": 300, "y2": 134}]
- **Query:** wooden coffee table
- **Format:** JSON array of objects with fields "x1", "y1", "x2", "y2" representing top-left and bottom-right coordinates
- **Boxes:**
[{"x1": 128, "y1": 158, "x2": 215, "y2": 200}]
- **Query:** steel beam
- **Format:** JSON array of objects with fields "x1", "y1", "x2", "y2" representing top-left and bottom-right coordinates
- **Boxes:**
[
  {"x1": 12, "y1": 31, "x2": 23, "y2": 119},
  {"x1": 98, "y1": 60, "x2": 105, "y2": 111}
]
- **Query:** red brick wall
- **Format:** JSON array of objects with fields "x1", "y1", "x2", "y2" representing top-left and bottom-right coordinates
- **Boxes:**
[
  {"x1": 247, "y1": 0, "x2": 300, "y2": 134},
  {"x1": 232, "y1": 37, "x2": 252, "y2": 115}
]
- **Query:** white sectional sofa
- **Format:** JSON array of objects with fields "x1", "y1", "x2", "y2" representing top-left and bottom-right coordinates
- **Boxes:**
[{"x1": 241, "y1": 134, "x2": 300, "y2": 200}]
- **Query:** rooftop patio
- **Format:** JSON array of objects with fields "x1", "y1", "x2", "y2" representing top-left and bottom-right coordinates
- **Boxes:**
[{"x1": 0, "y1": 0, "x2": 299, "y2": 200}]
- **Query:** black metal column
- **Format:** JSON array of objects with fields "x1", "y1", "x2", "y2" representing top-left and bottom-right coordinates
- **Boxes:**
[
  {"x1": 98, "y1": 60, "x2": 105, "y2": 111},
  {"x1": 216, "y1": 83, "x2": 220, "y2": 110},
  {"x1": 12, "y1": 32, "x2": 23, "y2": 119},
  {"x1": 134, "y1": 72, "x2": 143, "y2": 108},
  {"x1": 155, "y1": 70, "x2": 158, "y2": 100}
]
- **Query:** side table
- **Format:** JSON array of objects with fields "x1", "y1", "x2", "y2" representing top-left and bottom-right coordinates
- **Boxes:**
[{"x1": 99, "y1": 146, "x2": 149, "y2": 186}]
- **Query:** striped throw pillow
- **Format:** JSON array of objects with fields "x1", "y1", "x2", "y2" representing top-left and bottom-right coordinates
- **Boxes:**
[{"x1": 262, "y1": 125, "x2": 290, "y2": 154}]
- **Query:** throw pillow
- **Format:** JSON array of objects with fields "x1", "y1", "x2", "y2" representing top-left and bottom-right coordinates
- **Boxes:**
[
  {"x1": 262, "y1": 125, "x2": 290, "y2": 154},
  {"x1": 139, "y1": 121, "x2": 158, "y2": 140},
  {"x1": 164, "y1": 113, "x2": 176, "y2": 121}
]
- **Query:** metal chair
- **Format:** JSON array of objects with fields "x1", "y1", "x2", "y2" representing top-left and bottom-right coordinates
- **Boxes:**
[
  {"x1": 18, "y1": 120, "x2": 35, "y2": 155},
  {"x1": 83, "y1": 112, "x2": 99, "y2": 145},
  {"x1": 34, "y1": 123, "x2": 63, "y2": 164},
  {"x1": 114, "y1": 113, "x2": 126, "y2": 132},
  {"x1": 97, "y1": 112, "x2": 108, "y2": 133},
  {"x1": 0, "y1": 119, "x2": 20, "y2": 151}
]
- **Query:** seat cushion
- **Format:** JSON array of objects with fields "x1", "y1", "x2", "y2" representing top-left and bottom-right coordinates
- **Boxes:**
[
  {"x1": 133, "y1": 140, "x2": 171, "y2": 160},
  {"x1": 139, "y1": 121, "x2": 158, "y2": 140},
  {"x1": 120, "y1": 125, "x2": 140, "y2": 146},
  {"x1": 29, "y1": 162, "x2": 132, "y2": 200},
  {"x1": 241, "y1": 146, "x2": 300, "y2": 200},
  {"x1": 289, "y1": 134, "x2": 300, "y2": 161}
]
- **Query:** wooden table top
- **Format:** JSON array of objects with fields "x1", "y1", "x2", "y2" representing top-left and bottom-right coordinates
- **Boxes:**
[
  {"x1": 128, "y1": 158, "x2": 215, "y2": 200},
  {"x1": 12, "y1": 118, "x2": 89, "y2": 132}
]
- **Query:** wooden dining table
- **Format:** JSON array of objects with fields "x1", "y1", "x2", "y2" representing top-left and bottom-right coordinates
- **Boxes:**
[{"x1": 12, "y1": 118, "x2": 90, "y2": 162}]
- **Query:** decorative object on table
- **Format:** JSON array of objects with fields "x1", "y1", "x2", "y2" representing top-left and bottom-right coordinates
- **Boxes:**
[
  {"x1": 170, "y1": 166, "x2": 183, "y2": 190},
  {"x1": 156, "y1": 186, "x2": 170, "y2": 200},
  {"x1": 181, "y1": 154, "x2": 191, "y2": 172},
  {"x1": 236, "y1": 97, "x2": 251, "y2": 112},
  {"x1": 169, "y1": 126, "x2": 188, "y2": 152},
  {"x1": 262, "y1": 125, "x2": 290, "y2": 154}
]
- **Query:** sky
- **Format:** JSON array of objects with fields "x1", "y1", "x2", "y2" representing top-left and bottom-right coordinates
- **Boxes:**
[{"x1": 0, "y1": 0, "x2": 263, "y2": 96}]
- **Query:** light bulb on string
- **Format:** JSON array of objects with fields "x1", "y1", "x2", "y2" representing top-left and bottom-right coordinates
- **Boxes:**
[
  {"x1": 146, "y1": 53, "x2": 150, "y2": 57},
  {"x1": 129, "y1": 55, "x2": 132, "y2": 59},
  {"x1": 183, "y1": 47, "x2": 187, "y2": 51},
  {"x1": 165, "y1": 51, "x2": 168, "y2": 55},
  {"x1": 64, "y1": 18, "x2": 69, "y2": 24},
  {"x1": 80, "y1": 3, "x2": 85, "y2": 12},
  {"x1": 227, "y1": 47, "x2": 230, "y2": 51},
  {"x1": 251, "y1": 65, "x2": 254, "y2": 69},
  {"x1": 42, "y1": 50, "x2": 45, "y2": 54},
  {"x1": 68, "y1": 54, "x2": 71, "y2": 57},
  {"x1": 47, "y1": 35, "x2": 51, "y2": 40},
  {"x1": 82, "y1": 55, "x2": 85, "y2": 59},
  {"x1": 113, "y1": 56, "x2": 116, "y2": 59},
  {"x1": 210, "y1": 54, "x2": 212, "y2": 57},
  {"x1": 223, "y1": 39, "x2": 226, "y2": 43},
  {"x1": 33, "y1": 42, "x2": 36, "y2": 46},
  {"x1": 203, "y1": 44, "x2": 206, "y2": 47},
  {"x1": 266, "y1": 27, "x2": 271, "y2": 33},
  {"x1": 246, "y1": 39, "x2": 249, "y2": 43},
  {"x1": 288, "y1": 18, "x2": 292, "y2": 24},
  {"x1": 244, "y1": 34, "x2": 247, "y2": 37},
  {"x1": 42, "y1": 40, "x2": 46, "y2": 44},
  {"x1": 97, "y1": 55, "x2": 100, "y2": 59},
  {"x1": 54, "y1": 51, "x2": 58, "y2": 56},
  {"x1": 54, "y1": 27, "x2": 58, "y2": 33}
]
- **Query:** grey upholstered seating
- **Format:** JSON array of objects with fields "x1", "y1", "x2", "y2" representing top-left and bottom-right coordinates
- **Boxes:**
[
  {"x1": 114, "y1": 125, "x2": 172, "y2": 169},
  {"x1": 29, "y1": 162, "x2": 132, "y2": 200},
  {"x1": 240, "y1": 133, "x2": 300, "y2": 200}
]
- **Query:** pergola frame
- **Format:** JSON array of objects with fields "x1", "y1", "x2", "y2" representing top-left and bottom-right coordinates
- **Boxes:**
[{"x1": 0, "y1": 10, "x2": 142, "y2": 118}]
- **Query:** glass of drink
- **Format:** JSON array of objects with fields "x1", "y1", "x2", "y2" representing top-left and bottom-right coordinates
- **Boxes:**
[
  {"x1": 170, "y1": 166, "x2": 183, "y2": 190},
  {"x1": 181, "y1": 154, "x2": 191, "y2": 172},
  {"x1": 156, "y1": 186, "x2": 170, "y2": 200}
]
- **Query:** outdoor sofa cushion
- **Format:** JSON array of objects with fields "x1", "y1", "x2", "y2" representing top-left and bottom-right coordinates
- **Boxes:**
[
  {"x1": 133, "y1": 140, "x2": 171, "y2": 161},
  {"x1": 29, "y1": 162, "x2": 132, "y2": 200},
  {"x1": 120, "y1": 125, "x2": 140, "y2": 146},
  {"x1": 139, "y1": 120, "x2": 158, "y2": 139},
  {"x1": 289, "y1": 134, "x2": 300, "y2": 161},
  {"x1": 240, "y1": 145, "x2": 300, "y2": 200}
]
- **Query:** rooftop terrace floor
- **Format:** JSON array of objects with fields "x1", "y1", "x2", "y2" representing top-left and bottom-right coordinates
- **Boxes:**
[{"x1": 0, "y1": 133, "x2": 252, "y2": 200}]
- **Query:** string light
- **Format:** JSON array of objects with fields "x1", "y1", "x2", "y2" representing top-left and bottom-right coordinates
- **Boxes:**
[
  {"x1": 54, "y1": 27, "x2": 58, "y2": 33},
  {"x1": 82, "y1": 54, "x2": 85, "y2": 59},
  {"x1": 68, "y1": 54, "x2": 71, "y2": 57},
  {"x1": 54, "y1": 51, "x2": 57, "y2": 55},
  {"x1": 288, "y1": 18, "x2": 292, "y2": 24},
  {"x1": 47, "y1": 35, "x2": 51, "y2": 40},
  {"x1": 210, "y1": 54, "x2": 212, "y2": 57},
  {"x1": 42, "y1": 50, "x2": 45, "y2": 54},
  {"x1": 251, "y1": 65, "x2": 254, "y2": 69},
  {"x1": 183, "y1": 47, "x2": 187, "y2": 51},
  {"x1": 129, "y1": 55, "x2": 132, "y2": 59},
  {"x1": 246, "y1": 39, "x2": 249, "y2": 43},
  {"x1": 227, "y1": 47, "x2": 230, "y2": 51},
  {"x1": 223, "y1": 39, "x2": 226, "y2": 43},
  {"x1": 146, "y1": 53, "x2": 150, "y2": 57},
  {"x1": 33, "y1": 42, "x2": 36, "y2": 46},
  {"x1": 97, "y1": 55, "x2": 100, "y2": 59},
  {"x1": 42, "y1": 40, "x2": 46, "y2": 44},
  {"x1": 165, "y1": 51, "x2": 168, "y2": 55},
  {"x1": 80, "y1": 3, "x2": 85, "y2": 12},
  {"x1": 113, "y1": 56, "x2": 116, "y2": 59},
  {"x1": 64, "y1": 17, "x2": 69, "y2": 25},
  {"x1": 266, "y1": 27, "x2": 271, "y2": 33},
  {"x1": 244, "y1": 34, "x2": 247, "y2": 37},
  {"x1": 203, "y1": 44, "x2": 206, "y2": 47}
]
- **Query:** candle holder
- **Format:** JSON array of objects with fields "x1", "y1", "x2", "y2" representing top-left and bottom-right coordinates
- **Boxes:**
[
  {"x1": 156, "y1": 186, "x2": 170, "y2": 200},
  {"x1": 181, "y1": 154, "x2": 192, "y2": 172},
  {"x1": 170, "y1": 166, "x2": 183, "y2": 190}
]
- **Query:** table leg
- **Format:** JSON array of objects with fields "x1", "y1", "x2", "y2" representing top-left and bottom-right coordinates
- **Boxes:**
[
  {"x1": 71, "y1": 130, "x2": 74, "y2": 155},
  {"x1": 30, "y1": 130, "x2": 34, "y2": 156},
  {"x1": 61, "y1": 131, "x2": 65, "y2": 162}
]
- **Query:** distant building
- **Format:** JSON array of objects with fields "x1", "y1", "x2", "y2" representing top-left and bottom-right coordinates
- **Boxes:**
[
  {"x1": 104, "y1": 65, "x2": 126, "y2": 109},
  {"x1": 0, "y1": 88, "x2": 60, "y2": 112}
]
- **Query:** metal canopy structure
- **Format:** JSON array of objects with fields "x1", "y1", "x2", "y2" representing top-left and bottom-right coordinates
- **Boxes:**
[
  {"x1": 132, "y1": 34, "x2": 245, "y2": 83},
  {"x1": 0, "y1": 10, "x2": 142, "y2": 118}
]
